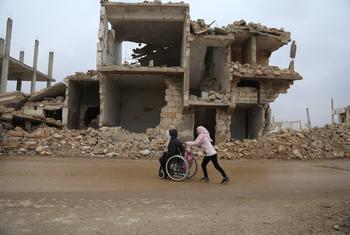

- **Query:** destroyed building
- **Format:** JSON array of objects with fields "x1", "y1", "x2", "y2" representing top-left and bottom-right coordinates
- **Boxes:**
[
  {"x1": 334, "y1": 106, "x2": 350, "y2": 124},
  {"x1": 0, "y1": 18, "x2": 62, "y2": 130},
  {"x1": 62, "y1": 1, "x2": 302, "y2": 143}
]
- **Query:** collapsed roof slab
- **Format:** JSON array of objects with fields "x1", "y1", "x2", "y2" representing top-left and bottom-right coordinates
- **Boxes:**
[
  {"x1": 0, "y1": 55, "x2": 55, "y2": 82},
  {"x1": 28, "y1": 82, "x2": 66, "y2": 102},
  {"x1": 0, "y1": 91, "x2": 28, "y2": 106},
  {"x1": 231, "y1": 29, "x2": 290, "y2": 53}
]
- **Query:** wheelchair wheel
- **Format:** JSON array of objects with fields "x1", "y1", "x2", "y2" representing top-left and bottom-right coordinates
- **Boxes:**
[
  {"x1": 165, "y1": 155, "x2": 189, "y2": 182},
  {"x1": 187, "y1": 157, "x2": 198, "y2": 179}
]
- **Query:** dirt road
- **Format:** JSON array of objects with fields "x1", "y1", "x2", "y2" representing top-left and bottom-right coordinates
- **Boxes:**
[{"x1": 0, "y1": 155, "x2": 350, "y2": 234}]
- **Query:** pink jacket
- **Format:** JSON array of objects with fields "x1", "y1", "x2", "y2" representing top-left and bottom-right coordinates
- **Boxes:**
[{"x1": 186, "y1": 126, "x2": 216, "y2": 156}]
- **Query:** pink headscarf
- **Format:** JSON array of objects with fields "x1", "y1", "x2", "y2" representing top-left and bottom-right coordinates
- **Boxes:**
[{"x1": 196, "y1": 126, "x2": 213, "y2": 143}]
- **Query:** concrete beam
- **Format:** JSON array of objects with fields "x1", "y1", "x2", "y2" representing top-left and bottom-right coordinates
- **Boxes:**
[
  {"x1": 47, "y1": 51, "x2": 54, "y2": 88},
  {"x1": 16, "y1": 51, "x2": 25, "y2": 91},
  {"x1": 104, "y1": 4, "x2": 187, "y2": 22},
  {"x1": 0, "y1": 18, "x2": 13, "y2": 93},
  {"x1": 30, "y1": 40, "x2": 39, "y2": 94}
]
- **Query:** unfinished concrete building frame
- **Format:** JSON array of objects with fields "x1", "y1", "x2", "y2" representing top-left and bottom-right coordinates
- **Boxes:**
[{"x1": 64, "y1": 1, "x2": 302, "y2": 143}]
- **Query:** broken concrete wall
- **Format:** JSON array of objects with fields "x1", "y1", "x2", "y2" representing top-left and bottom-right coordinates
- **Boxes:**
[
  {"x1": 103, "y1": 78, "x2": 121, "y2": 126},
  {"x1": 101, "y1": 74, "x2": 166, "y2": 133},
  {"x1": 215, "y1": 108, "x2": 231, "y2": 143},
  {"x1": 259, "y1": 80, "x2": 292, "y2": 103},
  {"x1": 155, "y1": 78, "x2": 194, "y2": 140},
  {"x1": 120, "y1": 88, "x2": 165, "y2": 132},
  {"x1": 235, "y1": 87, "x2": 258, "y2": 104}
]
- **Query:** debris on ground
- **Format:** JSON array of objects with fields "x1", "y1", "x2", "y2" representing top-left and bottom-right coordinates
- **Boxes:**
[{"x1": 1, "y1": 124, "x2": 349, "y2": 160}]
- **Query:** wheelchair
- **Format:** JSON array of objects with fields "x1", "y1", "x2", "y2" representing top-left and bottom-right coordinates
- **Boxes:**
[{"x1": 159, "y1": 148, "x2": 198, "y2": 182}]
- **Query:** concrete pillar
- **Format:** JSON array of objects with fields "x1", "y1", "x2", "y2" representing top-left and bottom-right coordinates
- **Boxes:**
[
  {"x1": 306, "y1": 107, "x2": 311, "y2": 129},
  {"x1": 30, "y1": 40, "x2": 39, "y2": 94},
  {"x1": 16, "y1": 51, "x2": 25, "y2": 91},
  {"x1": 251, "y1": 35, "x2": 257, "y2": 65},
  {"x1": 182, "y1": 11, "x2": 191, "y2": 105},
  {"x1": 242, "y1": 35, "x2": 257, "y2": 65},
  {"x1": 19, "y1": 50, "x2": 24, "y2": 62},
  {"x1": 47, "y1": 51, "x2": 54, "y2": 88},
  {"x1": 0, "y1": 18, "x2": 13, "y2": 93},
  {"x1": 97, "y1": 6, "x2": 108, "y2": 66},
  {"x1": 0, "y1": 38, "x2": 4, "y2": 56}
]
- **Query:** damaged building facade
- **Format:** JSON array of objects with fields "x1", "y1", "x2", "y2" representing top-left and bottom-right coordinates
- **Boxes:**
[{"x1": 64, "y1": 1, "x2": 302, "y2": 143}]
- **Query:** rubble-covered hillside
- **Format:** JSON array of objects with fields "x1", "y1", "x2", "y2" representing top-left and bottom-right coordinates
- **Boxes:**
[{"x1": 1, "y1": 124, "x2": 349, "y2": 160}]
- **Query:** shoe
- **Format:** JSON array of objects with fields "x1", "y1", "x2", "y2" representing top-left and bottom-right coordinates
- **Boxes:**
[
  {"x1": 221, "y1": 176, "x2": 230, "y2": 184},
  {"x1": 200, "y1": 177, "x2": 209, "y2": 182}
]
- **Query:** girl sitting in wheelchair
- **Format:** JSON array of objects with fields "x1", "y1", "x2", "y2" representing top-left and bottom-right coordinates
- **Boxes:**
[{"x1": 159, "y1": 129, "x2": 184, "y2": 179}]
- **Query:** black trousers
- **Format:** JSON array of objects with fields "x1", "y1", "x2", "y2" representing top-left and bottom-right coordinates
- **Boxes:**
[
  {"x1": 201, "y1": 154, "x2": 227, "y2": 178},
  {"x1": 159, "y1": 152, "x2": 169, "y2": 174}
]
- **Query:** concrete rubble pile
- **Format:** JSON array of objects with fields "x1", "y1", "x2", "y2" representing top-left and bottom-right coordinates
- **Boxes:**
[
  {"x1": 1, "y1": 126, "x2": 167, "y2": 159},
  {"x1": 1, "y1": 124, "x2": 349, "y2": 160},
  {"x1": 223, "y1": 20, "x2": 287, "y2": 36},
  {"x1": 64, "y1": 70, "x2": 99, "y2": 81},
  {"x1": 217, "y1": 124, "x2": 350, "y2": 160},
  {"x1": 0, "y1": 83, "x2": 66, "y2": 129},
  {"x1": 230, "y1": 62, "x2": 298, "y2": 77}
]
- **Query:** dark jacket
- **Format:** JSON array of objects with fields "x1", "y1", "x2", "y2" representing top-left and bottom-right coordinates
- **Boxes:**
[{"x1": 167, "y1": 129, "x2": 184, "y2": 156}]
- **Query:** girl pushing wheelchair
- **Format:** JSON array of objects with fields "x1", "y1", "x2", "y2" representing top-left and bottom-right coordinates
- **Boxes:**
[{"x1": 159, "y1": 126, "x2": 229, "y2": 184}]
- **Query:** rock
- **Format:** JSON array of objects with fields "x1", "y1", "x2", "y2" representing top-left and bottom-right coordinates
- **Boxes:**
[
  {"x1": 53, "y1": 134, "x2": 63, "y2": 139},
  {"x1": 292, "y1": 149, "x2": 302, "y2": 159},
  {"x1": 35, "y1": 145, "x2": 44, "y2": 153},
  {"x1": 333, "y1": 151, "x2": 344, "y2": 158},
  {"x1": 106, "y1": 152, "x2": 116, "y2": 158},
  {"x1": 7, "y1": 130, "x2": 27, "y2": 137},
  {"x1": 88, "y1": 138, "x2": 97, "y2": 145},
  {"x1": 81, "y1": 146, "x2": 91, "y2": 151},
  {"x1": 140, "y1": 149, "x2": 151, "y2": 156}
]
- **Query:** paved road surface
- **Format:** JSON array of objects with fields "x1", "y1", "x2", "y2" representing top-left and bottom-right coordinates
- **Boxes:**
[{"x1": 0, "y1": 155, "x2": 350, "y2": 234}]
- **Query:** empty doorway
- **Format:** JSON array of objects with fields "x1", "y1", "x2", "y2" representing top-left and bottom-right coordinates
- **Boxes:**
[{"x1": 230, "y1": 105, "x2": 262, "y2": 140}]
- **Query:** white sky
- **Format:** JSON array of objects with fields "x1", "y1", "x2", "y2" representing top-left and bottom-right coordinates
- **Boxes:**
[{"x1": 0, "y1": 0, "x2": 349, "y2": 127}]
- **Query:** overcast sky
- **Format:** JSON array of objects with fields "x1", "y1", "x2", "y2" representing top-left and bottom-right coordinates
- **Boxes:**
[{"x1": 1, "y1": 0, "x2": 349, "y2": 127}]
